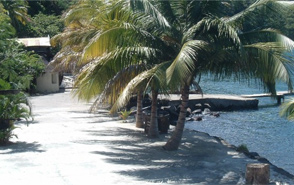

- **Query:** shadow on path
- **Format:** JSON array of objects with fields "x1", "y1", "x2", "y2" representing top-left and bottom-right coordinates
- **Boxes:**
[
  {"x1": 77, "y1": 126, "x2": 244, "y2": 184},
  {"x1": 0, "y1": 141, "x2": 45, "y2": 154}
]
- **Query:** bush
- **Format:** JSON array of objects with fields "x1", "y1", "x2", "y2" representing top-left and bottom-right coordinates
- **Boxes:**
[{"x1": 236, "y1": 144, "x2": 249, "y2": 153}]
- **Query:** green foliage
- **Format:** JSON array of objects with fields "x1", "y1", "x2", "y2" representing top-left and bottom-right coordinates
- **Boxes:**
[
  {"x1": 0, "y1": 41, "x2": 45, "y2": 91},
  {"x1": 280, "y1": 98, "x2": 294, "y2": 120},
  {"x1": 1, "y1": 0, "x2": 29, "y2": 36},
  {"x1": 236, "y1": 144, "x2": 249, "y2": 153},
  {"x1": 19, "y1": 13, "x2": 64, "y2": 38},
  {"x1": 27, "y1": 0, "x2": 76, "y2": 16},
  {"x1": 32, "y1": 13, "x2": 64, "y2": 37},
  {"x1": 1, "y1": 3, "x2": 45, "y2": 92},
  {"x1": 0, "y1": 4, "x2": 15, "y2": 41},
  {"x1": 119, "y1": 109, "x2": 131, "y2": 120},
  {"x1": 0, "y1": 126, "x2": 18, "y2": 145},
  {"x1": 0, "y1": 92, "x2": 32, "y2": 144},
  {"x1": 0, "y1": 92, "x2": 32, "y2": 122}
]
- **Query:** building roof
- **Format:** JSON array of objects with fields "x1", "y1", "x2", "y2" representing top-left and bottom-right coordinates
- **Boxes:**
[{"x1": 17, "y1": 36, "x2": 51, "y2": 47}]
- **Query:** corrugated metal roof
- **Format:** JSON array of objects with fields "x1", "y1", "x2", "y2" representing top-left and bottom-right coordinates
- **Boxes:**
[{"x1": 17, "y1": 36, "x2": 51, "y2": 47}]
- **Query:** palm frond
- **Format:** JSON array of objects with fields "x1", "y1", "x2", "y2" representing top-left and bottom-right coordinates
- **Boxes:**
[
  {"x1": 130, "y1": 0, "x2": 171, "y2": 29},
  {"x1": 74, "y1": 46, "x2": 162, "y2": 101},
  {"x1": 226, "y1": 0, "x2": 289, "y2": 28},
  {"x1": 90, "y1": 64, "x2": 148, "y2": 112},
  {"x1": 81, "y1": 24, "x2": 165, "y2": 64},
  {"x1": 184, "y1": 17, "x2": 241, "y2": 48},
  {"x1": 109, "y1": 62, "x2": 169, "y2": 114},
  {"x1": 280, "y1": 98, "x2": 294, "y2": 120},
  {"x1": 166, "y1": 40, "x2": 209, "y2": 87},
  {"x1": 63, "y1": 0, "x2": 106, "y2": 27},
  {"x1": 244, "y1": 41, "x2": 294, "y2": 93}
]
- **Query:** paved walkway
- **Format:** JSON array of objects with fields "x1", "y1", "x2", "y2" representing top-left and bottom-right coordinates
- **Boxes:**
[{"x1": 0, "y1": 90, "x2": 293, "y2": 185}]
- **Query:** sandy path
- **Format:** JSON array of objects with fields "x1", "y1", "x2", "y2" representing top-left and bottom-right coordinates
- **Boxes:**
[{"x1": 0, "y1": 90, "x2": 293, "y2": 185}]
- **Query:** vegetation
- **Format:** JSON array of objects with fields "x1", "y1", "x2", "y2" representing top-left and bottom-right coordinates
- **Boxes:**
[
  {"x1": 120, "y1": 109, "x2": 132, "y2": 121},
  {"x1": 51, "y1": 0, "x2": 294, "y2": 150},
  {"x1": 236, "y1": 144, "x2": 249, "y2": 153},
  {"x1": 0, "y1": 80, "x2": 32, "y2": 144}
]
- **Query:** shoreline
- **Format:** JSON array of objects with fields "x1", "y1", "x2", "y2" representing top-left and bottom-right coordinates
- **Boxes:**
[{"x1": 189, "y1": 129, "x2": 294, "y2": 180}]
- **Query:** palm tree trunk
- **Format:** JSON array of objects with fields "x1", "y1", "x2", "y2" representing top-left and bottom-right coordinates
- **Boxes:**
[
  {"x1": 163, "y1": 83, "x2": 189, "y2": 150},
  {"x1": 148, "y1": 89, "x2": 159, "y2": 138},
  {"x1": 136, "y1": 90, "x2": 144, "y2": 128}
]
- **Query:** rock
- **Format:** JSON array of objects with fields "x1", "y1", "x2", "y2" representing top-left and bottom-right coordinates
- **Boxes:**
[
  {"x1": 186, "y1": 117, "x2": 194, "y2": 121},
  {"x1": 203, "y1": 108, "x2": 211, "y2": 115},
  {"x1": 192, "y1": 109, "x2": 202, "y2": 115},
  {"x1": 194, "y1": 117, "x2": 202, "y2": 121},
  {"x1": 211, "y1": 112, "x2": 220, "y2": 117}
]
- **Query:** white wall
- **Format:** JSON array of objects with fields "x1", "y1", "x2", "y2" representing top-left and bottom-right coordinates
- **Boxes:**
[{"x1": 36, "y1": 72, "x2": 60, "y2": 93}]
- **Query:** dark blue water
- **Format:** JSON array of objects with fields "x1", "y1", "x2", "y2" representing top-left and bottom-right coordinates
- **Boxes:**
[{"x1": 186, "y1": 76, "x2": 294, "y2": 174}]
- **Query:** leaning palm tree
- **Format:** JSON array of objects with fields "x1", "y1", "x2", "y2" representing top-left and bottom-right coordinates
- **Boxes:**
[
  {"x1": 53, "y1": 0, "x2": 294, "y2": 151},
  {"x1": 130, "y1": 0, "x2": 294, "y2": 150},
  {"x1": 70, "y1": 1, "x2": 169, "y2": 132},
  {"x1": 109, "y1": 62, "x2": 170, "y2": 137}
]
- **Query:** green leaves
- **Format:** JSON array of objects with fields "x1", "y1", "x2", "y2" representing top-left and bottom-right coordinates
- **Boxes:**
[
  {"x1": 280, "y1": 98, "x2": 294, "y2": 120},
  {"x1": 0, "y1": 92, "x2": 31, "y2": 122},
  {"x1": 0, "y1": 40, "x2": 45, "y2": 91},
  {"x1": 167, "y1": 40, "x2": 208, "y2": 87}
]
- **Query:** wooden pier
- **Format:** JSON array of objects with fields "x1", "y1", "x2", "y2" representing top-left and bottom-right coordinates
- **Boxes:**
[{"x1": 241, "y1": 91, "x2": 294, "y2": 104}]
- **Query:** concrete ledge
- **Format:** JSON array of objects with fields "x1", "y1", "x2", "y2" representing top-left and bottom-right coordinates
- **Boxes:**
[{"x1": 159, "y1": 94, "x2": 259, "y2": 111}]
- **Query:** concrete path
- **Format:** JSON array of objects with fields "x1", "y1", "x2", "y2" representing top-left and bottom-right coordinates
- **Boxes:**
[{"x1": 0, "y1": 90, "x2": 293, "y2": 185}]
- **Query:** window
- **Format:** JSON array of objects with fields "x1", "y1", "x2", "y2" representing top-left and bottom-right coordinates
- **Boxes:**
[{"x1": 52, "y1": 73, "x2": 57, "y2": 84}]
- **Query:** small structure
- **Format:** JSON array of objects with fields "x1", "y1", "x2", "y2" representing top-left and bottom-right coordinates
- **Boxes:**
[
  {"x1": 246, "y1": 163, "x2": 270, "y2": 184},
  {"x1": 17, "y1": 36, "x2": 60, "y2": 93}
]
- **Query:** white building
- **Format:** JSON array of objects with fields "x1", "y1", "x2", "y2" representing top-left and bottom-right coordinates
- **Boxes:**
[{"x1": 17, "y1": 36, "x2": 60, "y2": 93}]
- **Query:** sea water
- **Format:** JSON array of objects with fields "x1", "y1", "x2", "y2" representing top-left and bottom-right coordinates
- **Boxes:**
[{"x1": 185, "y1": 76, "x2": 294, "y2": 174}]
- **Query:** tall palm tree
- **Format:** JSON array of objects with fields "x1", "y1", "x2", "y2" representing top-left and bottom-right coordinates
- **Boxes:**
[
  {"x1": 129, "y1": 0, "x2": 294, "y2": 150},
  {"x1": 52, "y1": 0, "x2": 294, "y2": 150},
  {"x1": 52, "y1": 0, "x2": 168, "y2": 131}
]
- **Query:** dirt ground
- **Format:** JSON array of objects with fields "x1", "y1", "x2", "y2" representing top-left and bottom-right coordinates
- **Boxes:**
[{"x1": 0, "y1": 90, "x2": 293, "y2": 185}]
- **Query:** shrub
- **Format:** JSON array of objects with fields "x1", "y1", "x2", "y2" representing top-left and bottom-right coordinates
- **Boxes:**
[
  {"x1": 120, "y1": 109, "x2": 131, "y2": 120},
  {"x1": 236, "y1": 144, "x2": 249, "y2": 153}
]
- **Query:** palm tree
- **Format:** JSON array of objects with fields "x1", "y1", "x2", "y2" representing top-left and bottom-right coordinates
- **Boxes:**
[
  {"x1": 109, "y1": 62, "x2": 170, "y2": 137},
  {"x1": 52, "y1": 0, "x2": 168, "y2": 132},
  {"x1": 165, "y1": 1, "x2": 294, "y2": 150},
  {"x1": 50, "y1": 0, "x2": 106, "y2": 73},
  {"x1": 52, "y1": 0, "x2": 294, "y2": 150},
  {"x1": 129, "y1": 0, "x2": 294, "y2": 150}
]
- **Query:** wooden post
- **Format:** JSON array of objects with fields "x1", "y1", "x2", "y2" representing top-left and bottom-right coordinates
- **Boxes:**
[
  {"x1": 246, "y1": 163, "x2": 270, "y2": 185},
  {"x1": 277, "y1": 96, "x2": 283, "y2": 105}
]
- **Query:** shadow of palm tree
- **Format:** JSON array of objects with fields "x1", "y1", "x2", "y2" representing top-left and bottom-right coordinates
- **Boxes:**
[
  {"x1": 78, "y1": 126, "x2": 245, "y2": 184},
  {"x1": 0, "y1": 141, "x2": 45, "y2": 154}
]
